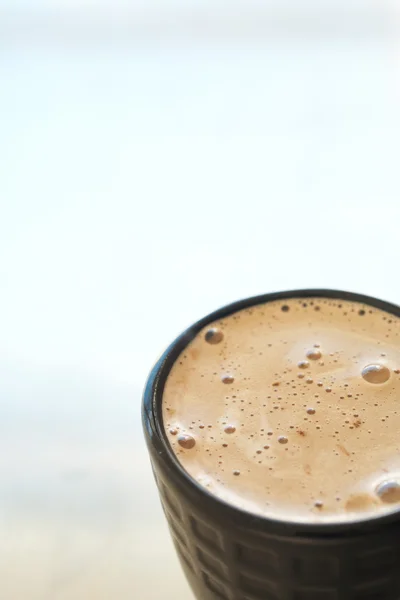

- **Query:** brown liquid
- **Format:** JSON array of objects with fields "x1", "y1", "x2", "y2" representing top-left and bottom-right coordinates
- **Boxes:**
[{"x1": 162, "y1": 298, "x2": 400, "y2": 523}]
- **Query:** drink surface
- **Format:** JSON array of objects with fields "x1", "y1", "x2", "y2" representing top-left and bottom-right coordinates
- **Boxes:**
[{"x1": 162, "y1": 297, "x2": 400, "y2": 523}]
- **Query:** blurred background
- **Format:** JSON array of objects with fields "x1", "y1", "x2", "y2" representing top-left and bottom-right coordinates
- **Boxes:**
[{"x1": 1, "y1": 1, "x2": 400, "y2": 598}]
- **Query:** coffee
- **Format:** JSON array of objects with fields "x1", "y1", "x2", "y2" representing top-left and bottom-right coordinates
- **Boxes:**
[{"x1": 162, "y1": 297, "x2": 400, "y2": 523}]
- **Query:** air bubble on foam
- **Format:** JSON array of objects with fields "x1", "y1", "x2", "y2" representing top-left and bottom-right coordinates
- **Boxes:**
[
  {"x1": 224, "y1": 425, "x2": 236, "y2": 434},
  {"x1": 376, "y1": 480, "x2": 400, "y2": 503},
  {"x1": 177, "y1": 434, "x2": 196, "y2": 449},
  {"x1": 361, "y1": 364, "x2": 390, "y2": 384},
  {"x1": 298, "y1": 361, "x2": 309, "y2": 369},
  {"x1": 205, "y1": 328, "x2": 224, "y2": 344},
  {"x1": 306, "y1": 349, "x2": 322, "y2": 361}
]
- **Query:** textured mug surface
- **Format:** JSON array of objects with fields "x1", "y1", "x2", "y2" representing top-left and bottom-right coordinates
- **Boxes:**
[{"x1": 142, "y1": 290, "x2": 400, "y2": 600}]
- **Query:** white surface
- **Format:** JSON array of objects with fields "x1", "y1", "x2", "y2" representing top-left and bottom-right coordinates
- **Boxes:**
[{"x1": 1, "y1": 5, "x2": 400, "y2": 599}]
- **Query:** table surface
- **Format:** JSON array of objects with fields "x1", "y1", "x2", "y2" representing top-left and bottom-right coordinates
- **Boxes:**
[{"x1": 1, "y1": 4, "x2": 400, "y2": 599}]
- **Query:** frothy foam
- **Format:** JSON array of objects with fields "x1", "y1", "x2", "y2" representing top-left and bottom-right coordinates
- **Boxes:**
[{"x1": 162, "y1": 297, "x2": 400, "y2": 523}]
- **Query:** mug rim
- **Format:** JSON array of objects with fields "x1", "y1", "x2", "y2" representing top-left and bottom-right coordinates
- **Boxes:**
[{"x1": 142, "y1": 288, "x2": 400, "y2": 537}]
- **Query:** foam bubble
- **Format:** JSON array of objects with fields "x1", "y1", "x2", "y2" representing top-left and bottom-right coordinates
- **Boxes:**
[
  {"x1": 177, "y1": 434, "x2": 196, "y2": 449},
  {"x1": 205, "y1": 328, "x2": 224, "y2": 344},
  {"x1": 298, "y1": 361, "x2": 309, "y2": 369},
  {"x1": 375, "y1": 480, "x2": 400, "y2": 503},
  {"x1": 224, "y1": 425, "x2": 236, "y2": 434},
  {"x1": 222, "y1": 375, "x2": 234, "y2": 384},
  {"x1": 361, "y1": 364, "x2": 390, "y2": 384},
  {"x1": 278, "y1": 436, "x2": 288, "y2": 444},
  {"x1": 306, "y1": 349, "x2": 322, "y2": 361}
]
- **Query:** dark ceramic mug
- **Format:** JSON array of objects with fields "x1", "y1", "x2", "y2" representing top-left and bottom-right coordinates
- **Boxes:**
[{"x1": 142, "y1": 290, "x2": 400, "y2": 600}]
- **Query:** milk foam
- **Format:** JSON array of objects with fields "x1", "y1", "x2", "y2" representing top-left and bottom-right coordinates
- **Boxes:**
[{"x1": 162, "y1": 297, "x2": 400, "y2": 523}]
